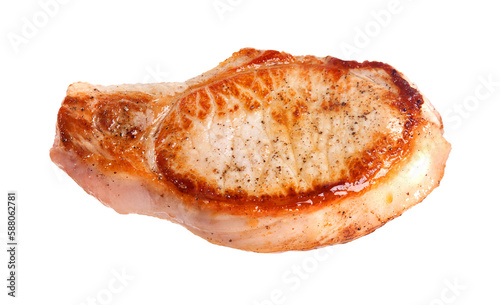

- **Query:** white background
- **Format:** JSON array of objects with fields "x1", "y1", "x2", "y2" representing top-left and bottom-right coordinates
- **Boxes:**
[{"x1": 1, "y1": 0, "x2": 499, "y2": 304}]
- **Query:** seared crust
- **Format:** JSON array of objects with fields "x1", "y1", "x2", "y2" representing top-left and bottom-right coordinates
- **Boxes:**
[{"x1": 50, "y1": 48, "x2": 451, "y2": 252}]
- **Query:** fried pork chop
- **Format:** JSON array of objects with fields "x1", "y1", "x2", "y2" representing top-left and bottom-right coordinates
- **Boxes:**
[{"x1": 50, "y1": 48, "x2": 451, "y2": 252}]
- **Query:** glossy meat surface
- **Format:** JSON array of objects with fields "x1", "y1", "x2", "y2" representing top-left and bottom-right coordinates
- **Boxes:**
[{"x1": 50, "y1": 48, "x2": 451, "y2": 252}]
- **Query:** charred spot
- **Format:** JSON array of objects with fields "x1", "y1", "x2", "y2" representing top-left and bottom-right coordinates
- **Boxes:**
[
  {"x1": 389, "y1": 68, "x2": 425, "y2": 115},
  {"x1": 403, "y1": 117, "x2": 418, "y2": 131}
]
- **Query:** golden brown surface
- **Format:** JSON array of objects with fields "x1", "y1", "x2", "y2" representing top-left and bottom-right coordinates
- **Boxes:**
[{"x1": 51, "y1": 48, "x2": 451, "y2": 252}]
